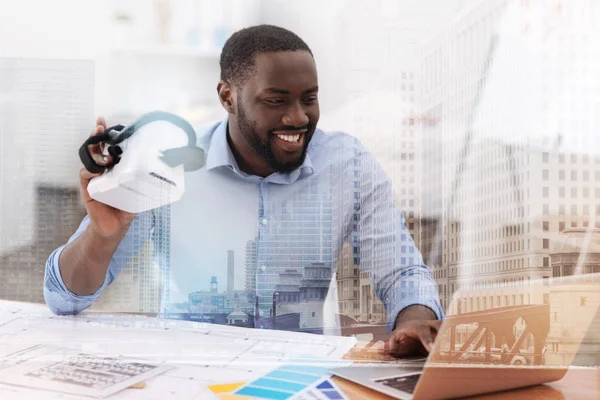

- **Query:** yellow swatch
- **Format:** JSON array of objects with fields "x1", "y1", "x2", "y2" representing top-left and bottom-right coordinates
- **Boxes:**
[{"x1": 207, "y1": 382, "x2": 246, "y2": 394}]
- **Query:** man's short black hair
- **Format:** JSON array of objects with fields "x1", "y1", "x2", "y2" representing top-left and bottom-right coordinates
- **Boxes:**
[{"x1": 220, "y1": 24, "x2": 313, "y2": 87}]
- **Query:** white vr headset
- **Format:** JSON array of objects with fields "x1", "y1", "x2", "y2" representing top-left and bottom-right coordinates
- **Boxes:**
[{"x1": 79, "y1": 111, "x2": 205, "y2": 213}]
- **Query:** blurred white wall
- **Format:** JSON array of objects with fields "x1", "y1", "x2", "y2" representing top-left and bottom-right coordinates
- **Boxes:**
[
  {"x1": 0, "y1": 0, "x2": 467, "y2": 253},
  {"x1": 0, "y1": 0, "x2": 105, "y2": 252}
]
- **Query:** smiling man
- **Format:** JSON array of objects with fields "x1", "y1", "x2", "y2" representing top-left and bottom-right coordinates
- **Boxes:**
[
  {"x1": 222, "y1": 43, "x2": 319, "y2": 176},
  {"x1": 44, "y1": 25, "x2": 444, "y2": 357}
]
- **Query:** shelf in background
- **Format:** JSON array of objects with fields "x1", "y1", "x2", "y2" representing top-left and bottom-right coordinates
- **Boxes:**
[{"x1": 111, "y1": 43, "x2": 222, "y2": 58}]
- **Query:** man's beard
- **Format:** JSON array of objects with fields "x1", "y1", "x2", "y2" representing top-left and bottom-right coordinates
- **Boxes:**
[{"x1": 237, "y1": 101, "x2": 310, "y2": 174}]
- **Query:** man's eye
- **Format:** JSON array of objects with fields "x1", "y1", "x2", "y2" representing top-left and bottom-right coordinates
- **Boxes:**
[
  {"x1": 303, "y1": 97, "x2": 317, "y2": 104},
  {"x1": 265, "y1": 99, "x2": 284, "y2": 105}
]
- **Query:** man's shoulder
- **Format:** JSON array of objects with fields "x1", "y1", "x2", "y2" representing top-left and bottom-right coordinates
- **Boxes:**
[
  {"x1": 193, "y1": 119, "x2": 224, "y2": 151},
  {"x1": 309, "y1": 128, "x2": 368, "y2": 160}
]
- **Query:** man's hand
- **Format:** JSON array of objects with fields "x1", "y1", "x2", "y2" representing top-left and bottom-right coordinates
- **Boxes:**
[{"x1": 388, "y1": 305, "x2": 442, "y2": 358}]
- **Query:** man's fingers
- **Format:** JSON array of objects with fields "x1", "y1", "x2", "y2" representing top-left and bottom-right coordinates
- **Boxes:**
[
  {"x1": 93, "y1": 153, "x2": 112, "y2": 166},
  {"x1": 418, "y1": 324, "x2": 435, "y2": 353},
  {"x1": 79, "y1": 154, "x2": 110, "y2": 191},
  {"x1": 85, "y1": 142, "x2": 112, "y2": 167},
  {"x1": 86, "y1": 118, "x2": 113, "y2": 165},
  {"x1": 388, "y1": 328, "x2": 418, "y2": 357},
  {"x1": 388, "y1": 333, "x2": 398, "y2": 354},
  {"x1": 423, "y1": 320, "x2": 443, "y2": 330},
  {"x1": 389, "y1": 320, "x2": 442, "y2": 357},
  {"x1": 96, "y1": 116, "x2": 107, "y2": 129},
  {"x1": 80, "y1": 168, "x2": 98, "y2": 201}
]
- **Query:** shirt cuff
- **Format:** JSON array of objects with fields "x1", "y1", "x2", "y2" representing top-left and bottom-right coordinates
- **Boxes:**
[
  {"x1": 51, "y1": 245, "x2": 110, "y2": 302},
  {"x1": 386, "y1": 289, "x2": 445, "y2": 333}
]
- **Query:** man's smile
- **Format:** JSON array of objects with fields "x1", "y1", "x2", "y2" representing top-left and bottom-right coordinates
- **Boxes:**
[{"x1": 272, "y1": 128, "x2": 307, "y2": 152}]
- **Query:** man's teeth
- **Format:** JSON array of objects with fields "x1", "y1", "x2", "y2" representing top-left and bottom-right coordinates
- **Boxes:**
[{"x1": 277, "y1": 134, "x2": 300, "y2": 142}]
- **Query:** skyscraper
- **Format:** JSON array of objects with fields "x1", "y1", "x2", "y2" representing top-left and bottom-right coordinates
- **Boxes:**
[
  {"x1": 245, "y1": 238, "x2": 258, "y2": 301},
  {"x1": 0, "y1": 58, "x2": 94, "y2": 304},
  {"x1": 255, "y1": 176, "x2": 334, "y2": 319},
  {"x1": 419, "y1": 0, "x2": 600, "y2": 313},
  {"x1": 227, "y1": 250, "x2": 234, "y2": 295}
]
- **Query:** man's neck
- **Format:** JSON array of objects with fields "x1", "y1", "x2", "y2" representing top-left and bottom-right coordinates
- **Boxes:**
[{"x1": 226, "y1": 120, "x2": 273, "y2": 178}]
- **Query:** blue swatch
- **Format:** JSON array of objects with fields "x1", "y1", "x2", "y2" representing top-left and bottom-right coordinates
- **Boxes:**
[
  {"x1": 235, "y1": 386, "x2": 292, "y2": 399},
  {"x1": 317, "y1": 380, "x2": 334, "y2": 389},
  {"x1": 235, "y1": 363, "x2": 331, "y2": 399},
  {"x1": 252, "y1": 378, "x2": 306, "y2": 392},
  {"x1": 266, "y1": 370, "x2": 319, "y2": 384},
  {"x1": 315, "y1": 379, "x2": 346, "y2": 400}
]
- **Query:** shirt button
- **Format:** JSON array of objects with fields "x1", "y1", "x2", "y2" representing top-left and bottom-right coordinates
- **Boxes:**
[
  {"x1": 261, "y1": 218, "x2": 268, "y2": 225},
  {"x1": 260, "y1": 265, "x2": 266, "y2": 272}
]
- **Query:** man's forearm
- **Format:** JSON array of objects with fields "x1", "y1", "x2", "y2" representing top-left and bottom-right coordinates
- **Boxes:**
[
  {"x1": 58, "y1": 227, "x2": 125, "y2": 296},
  {"x1": 394, "y1": 304, "x2": 437, "y2": 330}
]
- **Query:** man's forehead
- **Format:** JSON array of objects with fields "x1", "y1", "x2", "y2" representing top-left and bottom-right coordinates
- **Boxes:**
[{"x1": 249, "y1": 51, "x2": 317, "y2": 90}]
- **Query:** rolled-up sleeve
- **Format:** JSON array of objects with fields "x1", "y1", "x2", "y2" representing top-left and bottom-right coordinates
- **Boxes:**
[
  {"x1": 43, "y1": 211, "x2": 155, "y2": 315},
  {"x1": 351, "y1": 144, "x2": 444, "y2": 333}
]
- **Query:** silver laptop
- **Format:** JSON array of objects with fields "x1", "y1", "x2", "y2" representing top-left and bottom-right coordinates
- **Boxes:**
[{"x1": 331, "y1": 274, "x2": 600, "y2": 399}]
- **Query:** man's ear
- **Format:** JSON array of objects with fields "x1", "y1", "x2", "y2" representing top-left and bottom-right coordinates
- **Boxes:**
[{"x1": 217, "y1": 80, "x2": 235, "y2": 114}]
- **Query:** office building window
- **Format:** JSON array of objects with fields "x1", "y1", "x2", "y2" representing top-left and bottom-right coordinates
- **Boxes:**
[
  {"x1": 543, "y1": 152, "x2": 549, "y2": 163},
  {"x1": 553, "y1": 265, "x2": 561, "y2": 277},
  {"x1": 571, "y1": 154, "x2": 577, "y2": 163},
  {"x1": 559, "y1": 222, "x2": 565, "y2": 231},
  {"x1": 571, "y1": 171, "x2": 578, "y2": 180},
  {"x1": 543, "y1": 170, "x2": 549, "y2": 180},
  {"x1": 543, "y1": 187, "x2": 549, "y2": 197},
  {"x1": 583, "y1": 171, "x2": 589, "y2": 181},
  {"x1": 543, "y1": 221, "x2": 550, "y2": 231},
  {"x1": 559, "y1": 170, "x2": 565, "y2": 180},
  {"x1": 543, "y1": 257, "x2": 549, "y2": 267},
  {"x1": 543, "y1": 204, "x2": 549, "y2": 215},
  {"x1": 559, "y1": 187, "x2": 565, "y2": 198},
  {"x1": 543, "y1": 239, "x2": 550, "y2": 249},
  {"x1": 564, "y1": 265, "x2": 573, "y2": 276},
  {"x1": 571, "y1": 188, "x2": 578, "y2": 198}
]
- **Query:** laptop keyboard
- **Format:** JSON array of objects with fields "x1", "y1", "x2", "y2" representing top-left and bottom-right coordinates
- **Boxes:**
[{"x1": 374, "y1": 373, "x2": 421, "y2": 394}]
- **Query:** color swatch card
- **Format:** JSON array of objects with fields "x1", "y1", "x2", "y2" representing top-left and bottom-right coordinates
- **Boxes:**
[
  {"x1": 207, "y1": 361, "x2": 352, "y2": 400},
  {"x1": 234, "y1": 364, "x2": 330, "y2": 399}
]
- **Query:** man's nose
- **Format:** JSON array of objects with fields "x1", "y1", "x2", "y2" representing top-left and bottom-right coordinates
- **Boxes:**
[{"x1": 283, "y1": 103, "x2": 309, "y2": 128}]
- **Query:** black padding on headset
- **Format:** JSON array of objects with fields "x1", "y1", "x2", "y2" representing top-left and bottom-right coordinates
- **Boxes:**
[{"x1": 79, "y1": 131, "x2": 115, "y2": 174}]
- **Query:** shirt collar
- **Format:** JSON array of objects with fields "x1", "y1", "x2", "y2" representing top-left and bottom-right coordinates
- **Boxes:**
[
  {"x1": 205, "y1": 117, "x2": 240, "y2": 172},
  {"x1": 205, "y1": 117, "x2": 315, "y2": 182}
]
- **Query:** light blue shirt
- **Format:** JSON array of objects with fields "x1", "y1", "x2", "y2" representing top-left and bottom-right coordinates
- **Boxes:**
[{"x1": 44, "y1": 118, "x2": 443, "y2": 333}]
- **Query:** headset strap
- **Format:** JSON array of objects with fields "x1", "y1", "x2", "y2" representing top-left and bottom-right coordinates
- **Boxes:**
[{"x1": 78, "y1": 111, "x2": 199, "y2": 174}]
